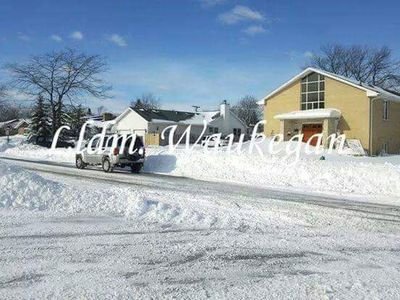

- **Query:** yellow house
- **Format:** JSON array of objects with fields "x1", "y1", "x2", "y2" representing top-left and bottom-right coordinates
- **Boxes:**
[{"x1": 258, "y1": 67, "x2": 400, "y2": 155}]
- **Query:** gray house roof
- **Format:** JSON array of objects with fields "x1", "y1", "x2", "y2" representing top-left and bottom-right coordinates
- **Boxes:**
[{"x1": 131, "y1": 107, "x2": 200, "y2": 123}]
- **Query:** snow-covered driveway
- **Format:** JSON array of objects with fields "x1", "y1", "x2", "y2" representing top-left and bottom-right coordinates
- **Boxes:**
[{"x1": 1, "y1": 158, "x2": 400, "y2": 298}]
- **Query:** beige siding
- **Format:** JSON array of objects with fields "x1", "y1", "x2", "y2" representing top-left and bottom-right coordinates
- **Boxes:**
[
  {"x1": 145, "y1": 133, "x2": 160, "y2": 146},
  {"x1": 371, "y1": 99, "x2": 400, "y2": 155},
  {"x1": 324, "y1": 77, "x2": 371, "y2": 151},
  {"x1": 263, "y1": 75, "x2": 372, "y2": 153},
  {"x1": 264, "y1": 81, "x2": 301, "y2": 136}
]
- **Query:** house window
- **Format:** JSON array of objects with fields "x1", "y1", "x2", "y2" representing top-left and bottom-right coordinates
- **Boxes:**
[
  {"x1": 383, "y1": 100, "x2": 389, "y2": 120},
  {"x1": 233, "y1": 128, "x2": 241, "y2": 136},
  {"x1": 214, "y1": 127, "x2": 219, "y2": 133},
  {"x1": 209, "y1": 127, "x2": 214, "y2": 134},
  {"x1": 301, "y1": 72, "x2": 325, "y2": 110}
]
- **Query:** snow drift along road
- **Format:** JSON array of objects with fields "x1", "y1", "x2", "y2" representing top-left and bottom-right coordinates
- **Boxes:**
[
  {"x1": 0, "y1": 161, "x2": 270, "y2": 230},
  {"x1": 2, "y1": 136, "x2": 400, "y2": 198}
]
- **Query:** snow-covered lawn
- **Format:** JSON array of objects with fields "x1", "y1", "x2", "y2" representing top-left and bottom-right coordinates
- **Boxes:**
[
  {"x1": 1, "y1": 136, "x2": 400, "y2": 298},
  {"x1": 1, "y1": 160, "x2": 400, "y2": 298},
  {"x1": 2, "y1": 135, "x2": 400, "y2": 201}
]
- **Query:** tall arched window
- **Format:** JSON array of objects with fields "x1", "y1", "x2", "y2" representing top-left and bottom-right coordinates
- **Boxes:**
[{"x1": 301, "y1": 72, "x2": 325, "y2": 110}]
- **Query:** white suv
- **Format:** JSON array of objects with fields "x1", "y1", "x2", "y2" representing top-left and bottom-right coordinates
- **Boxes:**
[{"x1": 75, "y1": 135, "x2": 145, "y2": 173}]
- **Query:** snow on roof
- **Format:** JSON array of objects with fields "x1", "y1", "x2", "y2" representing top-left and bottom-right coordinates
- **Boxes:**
[
  {"x1": 0, "y1": 119, "x2": 29, "y2": 129},
  {"x1": 0, "y1": 119, "x2": 18, "y2": 128},
  {"x1": 120, "y1": 107, "x2": 222, "y2": 126},
  {"x1": 85, "y1": 119, "x2": 116, "y2": 128},
  {"x1": 258, "y1": 67, "x2": 400, "y2": 104},
  {"x1": 274, "y1": 108, "x2": 341, "y2": 120},
  {"x1": 149, "y1": 114, "x2": 206, "y2": 126},
  {"x1": 180, "y1": 113, "x2": 207, "y2": 125},
  {"x1": 201, "y1": 111, "x2": 221, "y2": 123}
]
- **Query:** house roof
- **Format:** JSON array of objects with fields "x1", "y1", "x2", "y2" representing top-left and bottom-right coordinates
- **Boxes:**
[
  {"x1": 113, "y1": 107, "x2": 205, "y2": 126},
  {"x1": 201, "y1": 109, "x2": 248, "y2": 128},
  {"x1": 114, "y1": 105, "x2": 248, "y2": 128},
  {"x1": 132, "y1": 107, "x2": 201, "y2": 123},
  {"x1": 0, "y1": 119, "x2": 29, "y2": 129},
  {"x1": 257, "y1": 67, "x2": 400, "y2": 104},
  {"x1": 201, "y1": 111, "x2": 221, "y2": 123}
]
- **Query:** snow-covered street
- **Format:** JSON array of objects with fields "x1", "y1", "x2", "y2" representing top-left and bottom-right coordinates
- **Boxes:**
[{"x1": 1, "y1": 156, "x2": 400, "y2": 298}]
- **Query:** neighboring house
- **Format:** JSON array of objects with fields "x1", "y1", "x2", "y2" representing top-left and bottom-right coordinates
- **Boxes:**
[
  {"x1": 258, "y1": 67, "x2": 400, "y2": 155},
  {"x1": 0, "y1": 119, "x2": 30, "y2": 136},
  {"x1": 202, "y1": 100, "x2": 248, "y2": 139},
  {"x1": 113, "y1": 107, "x2": 205, "y2": 145},
  {"x1": 112, "y1": 101, "x2": 248, "y2": 145}
]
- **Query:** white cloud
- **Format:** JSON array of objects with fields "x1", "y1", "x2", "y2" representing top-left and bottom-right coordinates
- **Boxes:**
[
  {"x1": 50, "y1": 34, "x2": 62, "y2": 42},
  {"x1": 70, "y1": 31, "x2": 83, "y2": 40},
  {"x1": 107, "y1": 34, "x2": 127, "y2": 47},
  {"x1": 218, "y1": 5, "x2": 264, "y2": 25},
  {"x1": 199, "y1": 0, "x2": 226, "y2": 7},
  {"x1": 17, "y1": 33, "x2": 30, "y2": 42},
  {"x1": 7, "y1": 89, "x2": 34, "y2": 102},
  {"x1": 105, "y1": 58, "x2": 274, "y2": 110},
  {"x1": 242, "y1": 25, "x2": 266, "y2": 36},
  {"x1": 304, "y1": 51, "x2": 314, "y2": 58}
]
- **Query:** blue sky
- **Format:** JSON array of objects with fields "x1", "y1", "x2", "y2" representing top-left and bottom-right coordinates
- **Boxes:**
[{"x1": 1, "y1": 0, "x2": 400, "y2": 112}]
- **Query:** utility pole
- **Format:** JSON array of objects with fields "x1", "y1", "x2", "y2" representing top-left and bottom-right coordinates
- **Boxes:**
[
  {"x1": 6, "y1": 126, "x2": 10, "y2": 144},
  {"x1": 192, "y1": 105, "x2": 200, "y2": 112}
]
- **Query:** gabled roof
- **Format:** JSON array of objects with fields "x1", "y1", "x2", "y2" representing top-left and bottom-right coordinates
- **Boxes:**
[
  {"x1": 131, "y1": 107, "x2": 198, "y2": 123},
  {"x1": 257, "y1": 67, "x2": 400, "y2": 104},
  {"x1": 201, "y1": 109, "x2": 248, "y2": 128},
  {"x1": 0, "y1": 119, "x2": 29, "y2": 129},
  {"x1": 201, "y1": 111, "x2": 221, "y2": 123},
  {"x1": 114, "y1": 107, "x2": 205, "y2": 126}
]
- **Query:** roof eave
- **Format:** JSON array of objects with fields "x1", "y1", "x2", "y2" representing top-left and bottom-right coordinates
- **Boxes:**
[{"x1": 258, "y1": 67, "x2": 381, "y2": 105}]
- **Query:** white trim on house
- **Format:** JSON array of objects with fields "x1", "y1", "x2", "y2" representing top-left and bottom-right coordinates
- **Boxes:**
[
  {"x1": 274, "y1": 108, "x2": 341, "y2": 120},
  {"x1": 257, "y1": 67, "x2": 400, "y2": 105},
  {"x1": 114, "y1": 107, "x2": 146, "y2": 124}
]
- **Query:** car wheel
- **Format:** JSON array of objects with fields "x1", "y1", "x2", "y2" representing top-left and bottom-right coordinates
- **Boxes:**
[
  {"x1": 130, "y1": 163, "x2": 143, "y2": 174},
  {"x1": 102, "y1": 157, "x2": 113, "y2": 173},
  {"x1": 76, "y1": 156, "x2": 86, "y2": 169}
]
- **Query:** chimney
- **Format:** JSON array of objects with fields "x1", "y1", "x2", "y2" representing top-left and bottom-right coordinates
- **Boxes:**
[{"x1": 220, "y1": 100, "x2": 229, "y2": 119}]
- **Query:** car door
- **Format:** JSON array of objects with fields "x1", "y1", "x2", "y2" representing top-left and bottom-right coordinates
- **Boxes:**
[{"x1": 85, "y1": 137, "x2": 101, "y2": 164}]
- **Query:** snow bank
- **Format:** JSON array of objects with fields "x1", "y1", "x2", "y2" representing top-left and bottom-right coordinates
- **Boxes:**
[
  {"x1": 0, "y1": 161, "x2": 263, "y2": 230},
  {"x1": 0, "y1": 136, "x2": 75, "y2": 162},
  {"x1": 2, "y1": 136, "x2": 400, "y2": 198},
  {"x1": 145, "y1": 142, "x2": 400, "y2": 198}
]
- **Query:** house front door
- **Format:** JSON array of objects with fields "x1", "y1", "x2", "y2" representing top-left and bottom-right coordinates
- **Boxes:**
[{"x1": 302, "y1": 124, "x2": 323, "y2": 146}]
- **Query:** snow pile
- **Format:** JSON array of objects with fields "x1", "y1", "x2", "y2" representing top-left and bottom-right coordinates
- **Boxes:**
[
  {"x1": 2, "y1": 135, "x2": 400, "y2": 198},
  {"x1": 0, "y1": 162, "x2": 66, "y2": 210},
  {"x1": 0, "y1": 136, "x2": 75, "y2": 162},
  {"x1": 145, "y1": 142, "x2": 400, "y2": 198},
  {"x1": 0, "y1": 161, "x2": 264, "y2": 229},
  {"x1": 0, "y1": 135, "x2": 26, "y2": 152}
]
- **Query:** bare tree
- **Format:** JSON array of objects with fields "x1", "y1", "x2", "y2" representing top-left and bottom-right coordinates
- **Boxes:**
[
  {"x1": 308, "y1": 44, "x2": 400, "y2": 92},
  {"x1": 0, "y1": 85, "x2": 7, "y2": 107},
  {"x1": 4, "y1": 48, "x2": 111, "y2": 134},
  {"x1": 130, "y1": 93, "x2": 160, "y2": 110},
  {"x1": 0, "y1": 103, "x2": 21, "y2": 122},
  {"x1": 0, "y1": 85, "x2": 19, "y2": 122},
  {"x1": 232, "y1": 96, "x2": 262, "y2": 127}
]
